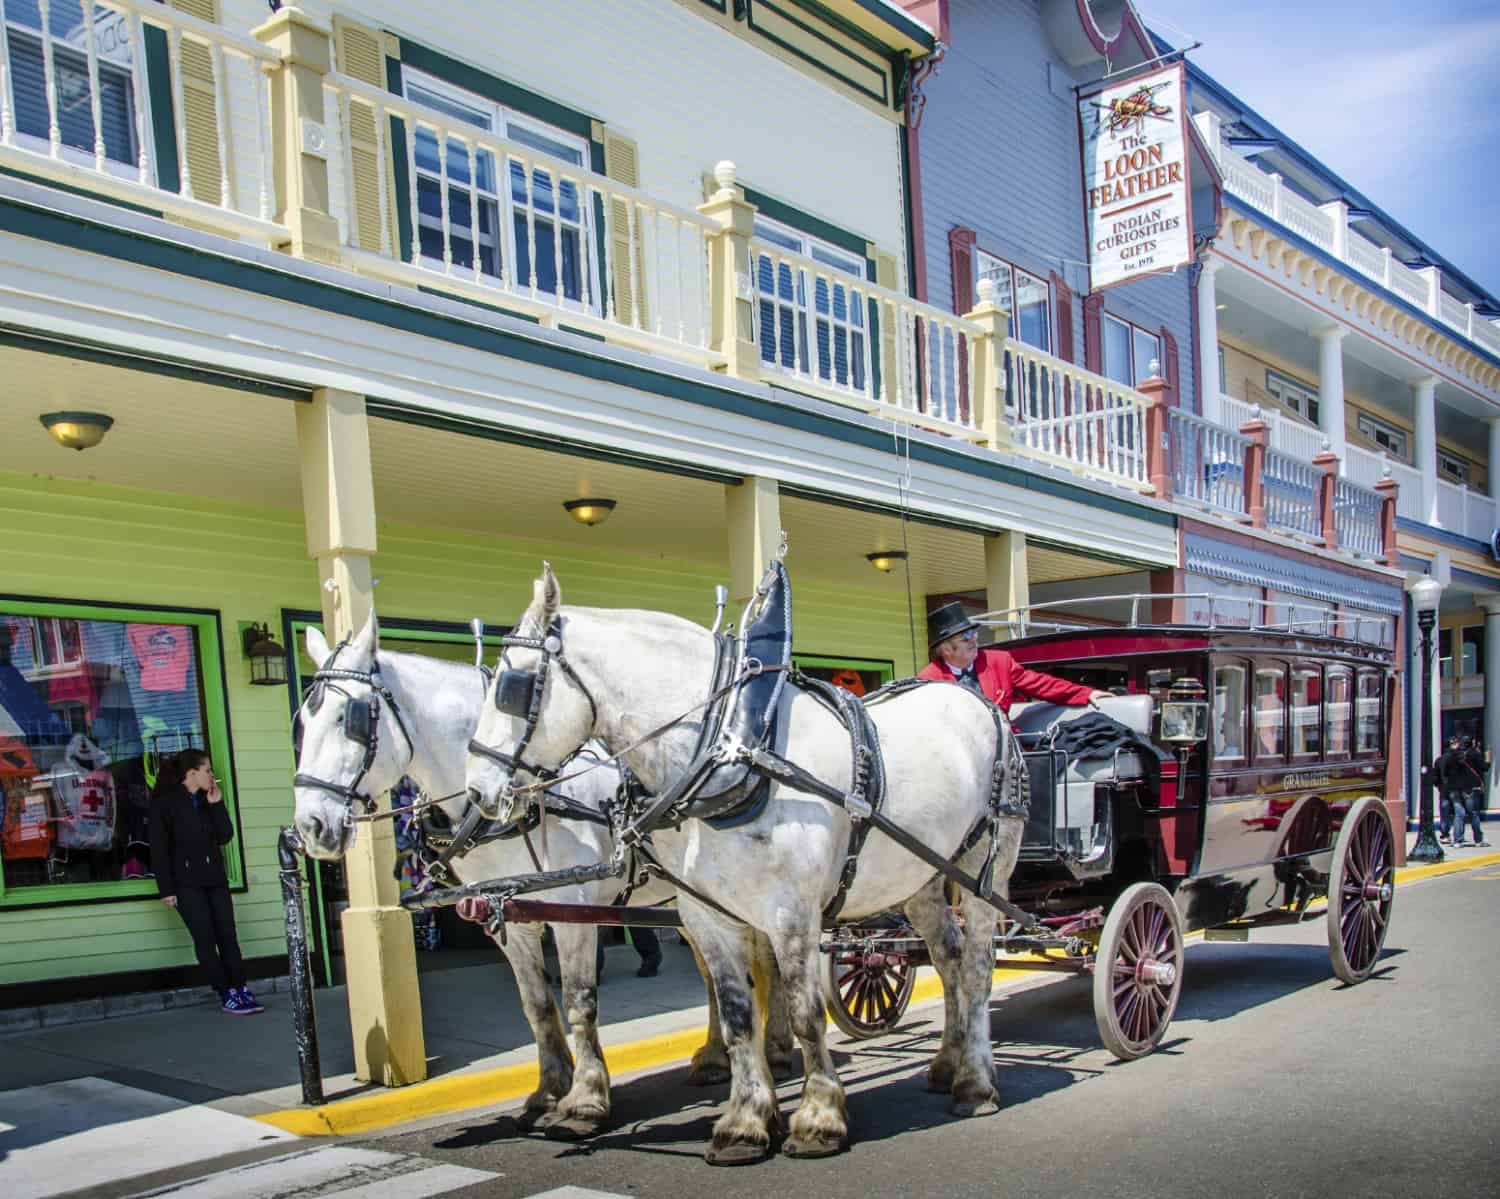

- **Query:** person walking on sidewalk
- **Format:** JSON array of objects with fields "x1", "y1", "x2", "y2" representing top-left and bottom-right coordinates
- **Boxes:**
[
  {"x1": 1435, "y1": 737, "x2": 1463, "y2": 845},
  {"x1": 149, "y1": 750, "x2": 263, "y2": 1014},
  {"x1": 1448, "y1": 736, "x2": 1492, "y2": 848}
]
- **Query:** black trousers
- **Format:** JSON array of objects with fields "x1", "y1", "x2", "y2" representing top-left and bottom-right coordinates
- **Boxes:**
[{"x1": 175, "y1": 884, "x2": 246, "y2": 993}]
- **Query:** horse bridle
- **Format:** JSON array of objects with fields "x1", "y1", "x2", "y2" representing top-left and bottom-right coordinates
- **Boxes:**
[
  {"x1": 467, "y1": 618, "x2": 600, "y2": 809},
  {"x1": 292, "y1": 642, "x2": 416, "y2": 815}
]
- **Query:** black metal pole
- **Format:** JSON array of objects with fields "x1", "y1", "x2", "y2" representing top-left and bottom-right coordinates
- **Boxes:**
[
  {"x1": 277, "y1": 826, "x2": 325, "y2": 1105},
  {"x1": 1410, "y1": 610, "x2": 1444, "y2": 863}
]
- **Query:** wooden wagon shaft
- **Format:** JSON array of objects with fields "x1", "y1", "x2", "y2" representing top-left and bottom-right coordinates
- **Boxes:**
[{"x1": 451, "y1": 897, "x2": 686, "y2": 928}]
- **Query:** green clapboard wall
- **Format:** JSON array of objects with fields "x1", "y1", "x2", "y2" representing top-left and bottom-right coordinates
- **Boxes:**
[{"x1": 0, "y1": 469, "x2": 918, "y2": 988}]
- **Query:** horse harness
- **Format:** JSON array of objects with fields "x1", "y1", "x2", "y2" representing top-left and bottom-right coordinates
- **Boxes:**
[
  {"x1": 292, "y1": 641, "x2": 415, "y2": 816},
  {"x1": 454, "y1": 560, "x2": 1032, "y2": 929}
]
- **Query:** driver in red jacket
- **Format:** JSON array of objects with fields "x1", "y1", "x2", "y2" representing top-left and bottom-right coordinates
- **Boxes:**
[{"x1": 917, "y1": 602, "x2": 1110, "y2": 714}]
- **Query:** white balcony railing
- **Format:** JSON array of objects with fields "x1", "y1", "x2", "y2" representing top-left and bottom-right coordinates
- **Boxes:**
[
  {"x1": 1208, "y1": 393, "x2": 1327, "y2": 461},
  {"x1": 1219, "y1": 140, "x2": 1500, "y2": 358},
  {"x1": 1005, "y1": 342, "x2": 1147, "y2": 487},
  {"x1": 1168, "y1": 406, "x2": 1247, "y2": 517},
  {"x1": 749, "y1": 237, "x2": 975, "y2": 434},
  {"x1": 1342, "y1": 445, "x2": 1424, "y2": 523},
  {"x1": 322, "y1": 70, "x2": 715, "y2": 362},
  {"x1": 0, "y1": 0, "x2": 282, "y2": 239},
  {"x1": 1434, "y1": 479, "x2": 1499, "y2": 541},
  {"x1": 1262, "y1": 447, "x2": 1320, "y2": 540},
  {"x1": 1333, "y1": 475, "x2": 1382, "y2": 558}
]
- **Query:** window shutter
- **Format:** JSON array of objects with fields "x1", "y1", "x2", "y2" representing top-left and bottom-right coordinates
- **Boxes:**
[
  {"x1": 601, "y1": 129, "x2": 648, "y2": 329},
  {"x1": 948, "y1": 226, "x2": 976, "y2": 314},
  {"x1": 333, "y1": 17, "x2": 390, "y2": 254},
  {"x1": 873, "y1": 249, "x2": 901, "y2": 404},
  {"x1": 1162, "y1": 328, "x2": 1180, "y2": 406},
  {"x1": 1050, "y1": 271, "x2": 1074, "y2": 364},
  {"x1": 169, "y1": 0, "x2": 225, "y2": 207},
  {"x1": 1083, "y1": 292, "x2": 1104, "y2": 374}
]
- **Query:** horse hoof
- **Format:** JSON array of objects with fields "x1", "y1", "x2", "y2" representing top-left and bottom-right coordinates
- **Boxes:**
[
  {"x1": 515, "y1": 1107, "x2": 552, "y2": 1134},
  {"x1": 542, "y1": 1114, "x2": 606, "y2": 1141},
  {"x1": 783, "y1": 1133, "x2": 845, "y2": 1159},
  {"x1": 950, "y1": 1096, "x2": 1000, "y2": 1118},
  {"x1": 705, "y1": 1139, "x2": 772, "y2": 1167},
  {"x1": 686, "y1": 1062, "x2": 731, "y2": 1087}
]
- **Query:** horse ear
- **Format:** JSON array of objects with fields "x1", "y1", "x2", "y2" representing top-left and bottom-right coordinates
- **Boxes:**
[
  {"x1": 350, "y1": 608, "x2": 380, "y2": 661},
  {"x1": 534, "y1": 562, "x2": 561, "y2": 623},
  {"x1": 305, "y1": 625, "x2": 332, "y2": 668}
]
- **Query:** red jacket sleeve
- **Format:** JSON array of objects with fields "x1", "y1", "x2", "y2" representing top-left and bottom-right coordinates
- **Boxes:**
[
  {"x1": 1008, "y1": 661, "x2": 1095, "y2": 707},
  {"x1": 917, "y1": 661, "x2": 946, "y2": 683}
]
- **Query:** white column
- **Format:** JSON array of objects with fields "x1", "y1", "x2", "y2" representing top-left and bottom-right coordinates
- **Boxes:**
[
  {"x1": 1196, "y1": 258, "x2": 1222, "y2": 419},
  {"x1": 1489, "y1": 418, "x2": 1500, "y2": 527},
  {"x1": 1315, "y1": 326, "x2": 1347, "y2": 466},
  {"x1": 1413, "y1": 376, "x2": 1439, "y2": 526},
  {"x1": 1481, "y1": 598, "x2": 1500, "y2": 814}
]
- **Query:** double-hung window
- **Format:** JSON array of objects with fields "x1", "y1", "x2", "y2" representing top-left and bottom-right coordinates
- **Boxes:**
[
  {"x1": 754, "y1": 215, "x2": 870, "y2": 393},
  {"x1": 5, "y1": 2, "x2": 140, "y2": 173},
  {"x1": 974, "y1": 250, "x2": 1051, "y2": 352},
  {"x1": 1265, "y1": 367, "x2": 1319, "y2": 424},
  {"x1": 402, "y1": 69, "x2": 593, "y2": 307},
  {"x1": 1356, "y1": 412, "x2": 1408, "y2": 460},
  {"x1": 1102, "y1": 313, "x2": 1161, "y2": 386}
]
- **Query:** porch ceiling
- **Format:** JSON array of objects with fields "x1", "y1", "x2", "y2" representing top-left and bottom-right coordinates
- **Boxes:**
[{"x1": 1, "y1": 344, "x2": 1140, "y2": 597}]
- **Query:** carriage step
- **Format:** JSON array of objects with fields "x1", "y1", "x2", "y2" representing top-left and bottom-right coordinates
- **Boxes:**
[{"x1": 1203, "y1": 925, "x2": 1250, "y2": 942}]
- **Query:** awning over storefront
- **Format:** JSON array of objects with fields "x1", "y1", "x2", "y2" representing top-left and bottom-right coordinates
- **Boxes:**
[{"x1": 1185, "y1": 533, "x2": 1403, "y2": 615}]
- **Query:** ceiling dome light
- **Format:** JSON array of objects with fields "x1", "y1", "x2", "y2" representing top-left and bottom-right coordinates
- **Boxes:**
[
  {"x1": 40, "y1": 411, "x2": 114, "y2": 451},
  {"x1": 865, "y1": 549, "x2": 909, "y2": 573},
  {"x1": 563, "y1": 497, "x2": 617, "y2": 527}
]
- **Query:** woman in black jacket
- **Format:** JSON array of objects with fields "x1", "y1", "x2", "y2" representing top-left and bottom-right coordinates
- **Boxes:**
[{"x1": 149, "y1": 750, "x2": 262, "y2": 1014}]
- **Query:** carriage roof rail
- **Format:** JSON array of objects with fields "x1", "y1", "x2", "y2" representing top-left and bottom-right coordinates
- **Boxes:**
[{"x1": 972, "y1": 593, "x2": 1393, "y2": 646}]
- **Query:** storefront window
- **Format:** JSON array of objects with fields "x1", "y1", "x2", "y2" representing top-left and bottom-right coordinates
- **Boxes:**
[
  {"x1": 0, "y1": 603, "x2": 227, "y2": 898},
  {"x1": 1461, "y1": 626, "x2": 1484, "y2": 677}
]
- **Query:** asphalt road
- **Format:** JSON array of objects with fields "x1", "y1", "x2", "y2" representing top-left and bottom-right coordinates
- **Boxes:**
[{"x1": 356, "y1": 865, "x2": 1500, "y2": 1199}]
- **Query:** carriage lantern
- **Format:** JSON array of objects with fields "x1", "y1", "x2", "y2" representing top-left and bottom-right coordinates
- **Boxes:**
[
  {"x1": 1159, "y1": 677, "x2": 1209, "y2": 745},
  {"x1": 241, "y1": 622, "x2": 288, "y2": 686}
]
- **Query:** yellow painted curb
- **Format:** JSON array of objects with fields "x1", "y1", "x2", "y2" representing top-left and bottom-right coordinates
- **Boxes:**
[{"x1": 256, "y1": 852, "x2": 1500, "y2": 1138}]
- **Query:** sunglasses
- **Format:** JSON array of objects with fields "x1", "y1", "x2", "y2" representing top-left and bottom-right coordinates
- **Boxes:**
[{"x1": 957, "y1": 629, "x2": 979, "y2": 642}]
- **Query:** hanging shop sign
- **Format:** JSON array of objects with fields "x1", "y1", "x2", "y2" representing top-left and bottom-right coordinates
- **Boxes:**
[{"x1": 1077, "y1": 61, "x2": 1193, "y2": 291}]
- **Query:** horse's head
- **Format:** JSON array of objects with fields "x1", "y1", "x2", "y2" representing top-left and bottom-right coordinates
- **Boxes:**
[
  {"x1": 466, "y1": 564, "x2": 598, "y2": 824},
  {"x1": 292, "y1": 610, "x2": 413, "y2": 859}
]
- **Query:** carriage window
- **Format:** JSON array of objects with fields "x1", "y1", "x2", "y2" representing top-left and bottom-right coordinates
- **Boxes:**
[
  {"x1": 1355, "y1": 670, "x2": 1383, "y2": 754},
  {"x1": 1254, "y1": 667, "x2": 1285, "y2": 760},
  {"x1": 1290, "y1": 667, "x2": 1322, "y2": 758},
  {"x1": 1324, "y1": 668, "x2": 1352, "y2": 756},
  {"x1": 1212, "y1": 665, "x2": 1246, "y2": 761}
]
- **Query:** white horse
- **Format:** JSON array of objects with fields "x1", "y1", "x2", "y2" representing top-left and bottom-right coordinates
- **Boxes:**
[
  {"x1": 464, "y1": 566, "x2": 1025, "y2": 1163},
  {"x1": 290, "y1": 613, "x2": 793, "y2": 1139}
]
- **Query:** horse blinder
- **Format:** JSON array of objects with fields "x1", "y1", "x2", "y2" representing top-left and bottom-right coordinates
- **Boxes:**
[
  {"x1": 495, "y1": 669, "x2": 537, "y2": 718},
  {"x1": 345, "y1": 695, "x2": 375, "y2": 747}
]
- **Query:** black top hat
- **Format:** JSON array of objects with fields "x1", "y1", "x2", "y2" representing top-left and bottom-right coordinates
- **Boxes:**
[{"x1": 927, "y1": 601, "x2": 979, "y2": 649}]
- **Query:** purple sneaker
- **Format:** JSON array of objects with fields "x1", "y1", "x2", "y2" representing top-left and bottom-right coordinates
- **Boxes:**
[
  {"x1": 233, "y1": 986, "x2": 265, "y2": 1014},
  {"x1": 222, "y1": 991, "x2": 250, "y2": 1015}
]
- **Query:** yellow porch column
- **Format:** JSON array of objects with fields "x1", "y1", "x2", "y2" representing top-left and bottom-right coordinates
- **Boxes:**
[
  {"x1": 254, "y1": 6, "x2": 342, "y2": 264},
  {"x1": 963, "y1": 279, "x2": 1013, "y2": 451},
  {"x1": 295, "y1": 387, "x2": 426, "y2": 1087},
  {"x1": 698, "y1": 161, "x2": 760, "y2": 381},
  {"x1": 726, "y1": 476, "x2": 782, "y2": 609},
  {"x1": 984, "y1": 530, "x2": 1029, "y2": 643}
]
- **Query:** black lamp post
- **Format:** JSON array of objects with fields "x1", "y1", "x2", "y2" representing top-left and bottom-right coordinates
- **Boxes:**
[{"x1": 1409, "y1": 576, "x2": 1444, "y2": 863}]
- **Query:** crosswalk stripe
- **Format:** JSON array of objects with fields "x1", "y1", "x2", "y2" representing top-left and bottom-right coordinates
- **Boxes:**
[
  {"x1": 127, "y1": 1147, "x2": 495, "y2": 1199},
  {"x1": 328, "y1": 1164, "x2": 499, "y2": 1198},
  {"x1": 522, "y1": 1189, "x2": 632, "y2": 1199}
]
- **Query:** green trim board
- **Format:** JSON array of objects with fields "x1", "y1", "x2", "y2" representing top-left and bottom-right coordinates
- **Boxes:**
[
  {"x1": 0, "y1": 194, "x2": 1174, "y2": 530},
  {"x1": 0, "y1": 594, "x2": 243, "y2": 910},
  {"x1": 748, "y1": 0, "x2": 891, "y2": 107},
  {"x1": 142, "y1": 27, "x2": 181, "y2": 197},
  {"x1": 0, "y1": 324, "x2": 312, "y2": 401}
]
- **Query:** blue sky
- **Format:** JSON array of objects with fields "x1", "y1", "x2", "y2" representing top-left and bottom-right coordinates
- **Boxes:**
[{"x1": 1138, "y1": 0, "x2": 1500, "y2": 301}]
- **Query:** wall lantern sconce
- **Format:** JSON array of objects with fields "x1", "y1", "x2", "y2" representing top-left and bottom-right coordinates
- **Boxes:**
[
  {"x1": 241, "y1": 622, "x2": 289, "y2": 686},
  {"x1": 865, "y1": 549, "x2": 909, "y2": 573},
  {"x1": 563, "y1": 497, "x2": 617, "y2": 527},
  {"x1": 40, "y1": 411, "x2": 114, "y2": 451}
]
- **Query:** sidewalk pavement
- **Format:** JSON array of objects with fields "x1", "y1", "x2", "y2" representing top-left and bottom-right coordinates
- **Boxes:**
[{"x1": 4, "y1": 850, "x2": 1499, "y2": 1199}]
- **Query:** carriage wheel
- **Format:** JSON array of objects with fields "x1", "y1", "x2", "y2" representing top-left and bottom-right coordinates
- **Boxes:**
[
  {"x1": 1093, "y1": 882, "x2": 1184, "y2": 1061},
  {"x1": 823, "y1": 941, "x2": 916, "y2": 1039},
  {"x1": 1327, "y1": 796, "x2": 1395, "y2": 985}
]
